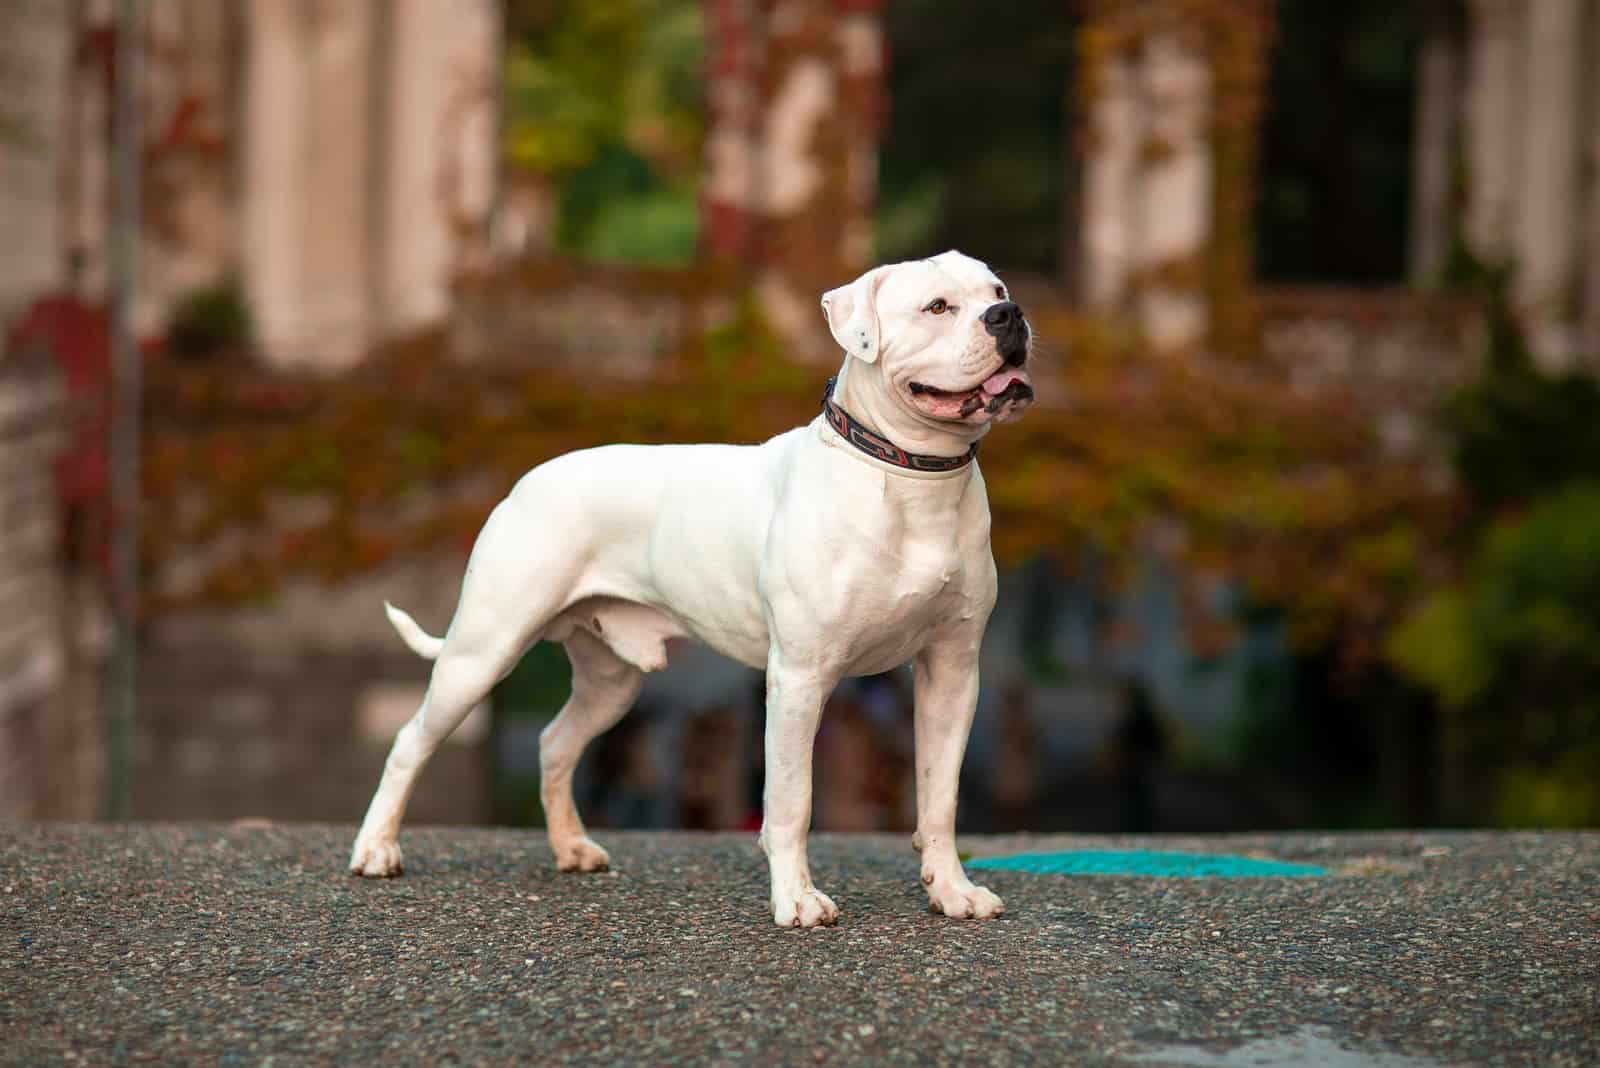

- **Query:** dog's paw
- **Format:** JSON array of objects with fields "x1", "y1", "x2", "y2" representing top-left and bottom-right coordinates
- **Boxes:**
[
  {"x1": 924, "y1": 874, "x2": 1004, "y2": 919},
  {"x1": 349, "y1": 837, "x2": 404, "y2": 878},
  {"x1": 553, "y1": 836, "x2": 611, "y2": 873},
  {"x1": 772, "y1": 886, "x2": 839, "y2": 928}
]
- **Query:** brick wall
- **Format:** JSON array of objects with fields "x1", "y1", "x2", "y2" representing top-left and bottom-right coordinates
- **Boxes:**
[
  {"x1": 135, "y1": 561, "x2": 491, "y2": 825},
  {"x1": 1258, "y1": 286, "x2": 1481, "y2": 462},
  {"x1": 448, "y1": 258, "x2": 717, "y2": 381},
  {"x1": 0, "y1": 355, "x2": 102, "y2": 820}
]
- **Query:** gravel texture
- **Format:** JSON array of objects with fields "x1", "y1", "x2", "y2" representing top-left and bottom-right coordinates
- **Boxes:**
[{"x1": 2, "y1": 825, "x2": 1595, "y2": 1066}]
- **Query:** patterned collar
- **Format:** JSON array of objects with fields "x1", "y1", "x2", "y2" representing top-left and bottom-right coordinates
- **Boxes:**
[{"x1": 820, "y1": 376, "x2": 979, "y2": 473}]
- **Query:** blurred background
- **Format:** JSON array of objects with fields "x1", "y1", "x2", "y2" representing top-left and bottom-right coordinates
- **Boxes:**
[{"x1": 2, "y1": 0, "x2": 1597, "y2": 835}]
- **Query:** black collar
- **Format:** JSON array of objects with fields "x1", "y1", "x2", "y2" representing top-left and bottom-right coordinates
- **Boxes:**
[{"x1": 820, "y1": 376, "x2": 979, "y2": 473}]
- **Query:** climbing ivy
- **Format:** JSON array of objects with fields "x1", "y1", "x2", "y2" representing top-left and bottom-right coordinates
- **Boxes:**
[
  {"x1": 1076, "y1": 0, "x2": 1274, "y2": 357},
  {"x1": 143, "y1": 296, "x2": 1454, "y2": 669}
]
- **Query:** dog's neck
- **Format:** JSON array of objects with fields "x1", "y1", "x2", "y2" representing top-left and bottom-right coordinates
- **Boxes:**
[{"x1": 832, "y1": 358, "x2": 988, "y2": 461}]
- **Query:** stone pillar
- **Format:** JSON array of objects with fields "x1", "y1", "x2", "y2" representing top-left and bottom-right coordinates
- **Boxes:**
[
  {"x1": 1408, "y1": 0, "x2": 1462, "y2": 287},
  {"x1": 1463, "y1": 0, "x2": 1524, "y2": 265},
  {"x1": 139, "y1": 0, "x2": 238, "y2": 334},
  {"x1": 1514, "y1": 0, "x2": 1583, "y2": 370},
  {"x1": 298, "y1": 0, "x2": 379, "y2": 369},
  {"x1": 1133, "y1": 28, "x2": 1212, "y2": 353},
  {"x1": 0, "y1": 356, "x2": 97, "y2": 820},
  {"x1": 754, "y1": 0, "x2": 843, "y2": 360},
  {"x1": 828, "y1": 2, "x2": 883, "y2": 277},
  {"x1": 1203, "y1": 0, "x2": 1271, "y2": 360},
  {"x1": 0, "y1": 0, "x2": 72, "y2": 326},
  {"x1": 757, "y1": 0, "x2": 885, "y2": 361},
  {"x1": 242, "y1": 0, "x2": 313, "y2": 367},
  {"x1": 1584, "y1": 0, "x2": 1600, "y2": 370},
  {"x1": 244, "y1": 0, "x2": 501, "y2": 369},
  {"x1": 1078, "y1": 0, "x2": 1266, "y2": 356},
  {"x1": 698, "y1": 0, "x2": 884, "y2": 361},
  {"x1": 701, "y1": 0, "x2": 765, "y2": 263},
  {"x1": 61, "y1": 0, "x2": 114, "y2": 302},
  {"x1": 379, "y1": 0, "x2": 501, "y2": 335},
  {"x1": 243, "y1": 0, "x2": 380, "y2": 370},
  {"x1": 1079, "y1": 47, "x2": 1142, "y2": 313}
]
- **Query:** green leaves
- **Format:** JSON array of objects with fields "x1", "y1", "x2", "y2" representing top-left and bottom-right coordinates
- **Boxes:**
[
  {"x1": 1388, "y1": 485, "x2": 1600, "y2": 825},
  {"x1": 503, "y1": 0, "x2": 646, "y2": 175},
  {"x1": 1472, "y1": 485, "x2": 1600, "y2": 674},
  {"x1": 1385, "y1": 589, "x2": 1485, "y2": 710},
  {"x1": 502, "y1": 0, "x2": 704, "y2": 263},
  {"x1": 1391, "y1": 484, "x2": 1600, "y2": 707}
]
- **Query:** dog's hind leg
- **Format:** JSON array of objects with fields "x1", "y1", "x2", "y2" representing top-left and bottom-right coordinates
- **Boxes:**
[
  {"x1": 349, "y1": 625, "x2": 532, "y2": 876},
  {"x1": 538, "y1": 629, "x2": 643, "y2": 872},
  {"x1": 351, "y1": 504, "x2": 574, "y2": 877}
]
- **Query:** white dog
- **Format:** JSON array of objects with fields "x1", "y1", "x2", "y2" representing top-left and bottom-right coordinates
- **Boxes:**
[{"x1": 350, "y1": 250, "x2": 1035, "y2": 927}]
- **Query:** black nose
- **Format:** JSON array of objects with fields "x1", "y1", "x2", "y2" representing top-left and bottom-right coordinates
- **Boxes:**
[
  {"x1": 983, "y1": 302, "x2": 1021, "y2": 330},
  {"x1": 984, "y1": 301, "x2": 1028, "y2": 366}
]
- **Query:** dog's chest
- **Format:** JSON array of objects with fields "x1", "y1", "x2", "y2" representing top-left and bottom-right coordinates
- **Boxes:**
[
  {"x1": 766, "y1": 439, "x2": 992, "y2": 673},
  {"x1": 888, "y1": 537, "x2": 966, "y2": 603},
  {"x1": 828, "y1": 533, "x2": 977, "y2": 673}
]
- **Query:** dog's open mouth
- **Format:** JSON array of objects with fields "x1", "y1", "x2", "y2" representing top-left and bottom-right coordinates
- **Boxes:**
[{"x1": 909, "y1": 368, "x2": 1034, "y2": 419}]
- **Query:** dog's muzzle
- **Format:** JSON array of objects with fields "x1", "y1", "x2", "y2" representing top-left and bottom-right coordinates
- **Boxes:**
[{"x1": 983, "y1": 302, "x2": 1029, "y2": 367}]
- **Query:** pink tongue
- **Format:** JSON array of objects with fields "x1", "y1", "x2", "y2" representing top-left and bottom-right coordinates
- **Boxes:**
[{"x1": 981, "y1": 368, "x2": 1029, "y2": 396}]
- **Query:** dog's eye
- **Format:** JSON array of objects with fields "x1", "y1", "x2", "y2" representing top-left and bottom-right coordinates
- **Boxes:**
[
  {"x1": 925, "y1": 299, "x2": 950, "y2": 315},
  {"x1": 994, "y1": 285, "x2": 1005, "y2": 299}
]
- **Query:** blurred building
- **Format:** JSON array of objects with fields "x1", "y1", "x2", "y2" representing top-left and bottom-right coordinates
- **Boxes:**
[
  {"x1": 1443, "y1": 0, "x2": 1600, "y2": 369},
  {"x1": 0, "y1": 0, "x2": 500, "y2": 370},
  {"x1": 0, "y1": 353, "x2": 104, "y2": 819},
  {"x1": 8, "y1": 1, "x2": 1600, "y2": 371},
  {"x1": 2, "y1": 0, "x2": 1598, "y2": 827},
  {"x1": 1077, "y1": 0, "x2": 1600, "y2": 373}
]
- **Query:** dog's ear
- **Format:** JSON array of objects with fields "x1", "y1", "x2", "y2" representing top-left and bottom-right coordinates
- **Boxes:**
[{"x1": 821, "y1": 266, "x2": 891, "y2": 363}]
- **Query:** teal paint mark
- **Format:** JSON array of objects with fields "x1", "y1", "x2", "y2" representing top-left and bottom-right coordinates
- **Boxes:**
[{"x1": 966, "y1": 850, "x2": 1325, "y2": 879}]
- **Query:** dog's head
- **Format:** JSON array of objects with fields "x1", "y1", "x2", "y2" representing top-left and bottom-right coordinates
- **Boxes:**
[{"x1": 821, "y1": 251, "x2": 1034, "y2": 445}]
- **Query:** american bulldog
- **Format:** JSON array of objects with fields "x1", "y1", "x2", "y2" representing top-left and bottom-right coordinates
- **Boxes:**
[{"x1": 351, "y1": 250, "x2": 1035, "y2": 927}]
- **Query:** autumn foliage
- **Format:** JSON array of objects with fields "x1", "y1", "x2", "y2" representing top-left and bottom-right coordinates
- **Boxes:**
[{"x1": 142, "y1": 293, "x2": 1457, "y2": 672}]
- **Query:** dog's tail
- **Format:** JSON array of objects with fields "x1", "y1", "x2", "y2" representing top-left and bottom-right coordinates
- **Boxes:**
[{"x1": 384, "y1": 601, "x2": 445, "y2": 660}]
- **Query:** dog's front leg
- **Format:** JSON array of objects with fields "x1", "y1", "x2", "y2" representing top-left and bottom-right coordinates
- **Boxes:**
[
  {"x1": 911, "y1": 641, "x2": 1004, "y2": 919},
  {"x1": 759, "y1": 664, "x2": 839, "y2": 927}
]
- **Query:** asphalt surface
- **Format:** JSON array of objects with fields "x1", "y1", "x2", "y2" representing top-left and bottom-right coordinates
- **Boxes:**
[{"x1": 2, "y1": 825, "x2": 1595, "y2": 1066}]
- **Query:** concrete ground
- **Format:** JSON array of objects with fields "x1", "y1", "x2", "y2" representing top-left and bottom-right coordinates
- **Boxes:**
[{"x1": 1, "y1": 825, "x2": 1594, "y2": 1066}]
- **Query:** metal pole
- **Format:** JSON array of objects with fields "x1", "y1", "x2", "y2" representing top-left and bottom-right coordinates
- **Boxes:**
[{"x1": 106, "y1": 0, "x2": 142, "y2": 821}]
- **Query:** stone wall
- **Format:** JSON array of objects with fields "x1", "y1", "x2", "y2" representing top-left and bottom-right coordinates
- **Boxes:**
[
  {"x1": 135, "y1": 560, "x2": 491, "y2": 825},
  {"x1": 1076, "y1": 0, "x2": 1273, "y2": 357},
  {"x1": 121, "y1": 276, "x2": 1486, "y2": 829},
  {"x1": 0, "y1": 0, "x2": 71, "y2": 329},
  {"x1": 449, "y1": 259, "x2": 715, "y2": 382},
  {"x1": 241, "y1": 0, "x2": 501, "y2": 369},
  {"x1": 133, "y1": 636, "x2": 489, "y2": 825},
  {"x1": 11, "y1": 0, "x2": 502, "y2": 370},
  {"x1": 1446, "y1": 0, "x2": 1600, "y2": 370},
  {"x1": 1259, "y1": 286, "x2": 1481, "y2": 464},
  {"x1": 0, "y1": 356, "x2": 102, "y2": 820},
  {"x1": 0, "y1": 333, "x2": 493, "y2": 824},
  {"x1": 701, "y1": 0, "x2": 887, "y2": 362}
]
